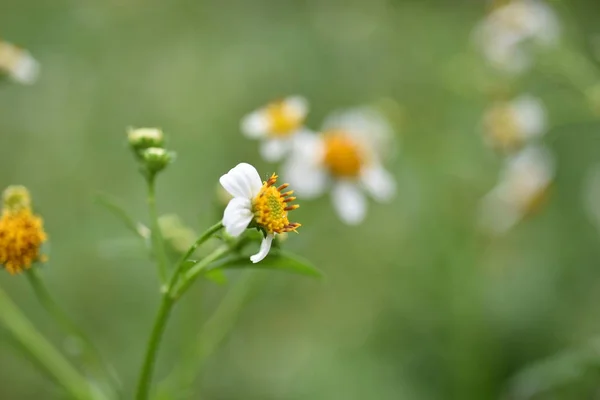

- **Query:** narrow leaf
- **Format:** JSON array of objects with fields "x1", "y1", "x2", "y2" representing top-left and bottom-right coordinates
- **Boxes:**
[{"x1": 210, "y1": 250, "x2": 322, "y2": 278}]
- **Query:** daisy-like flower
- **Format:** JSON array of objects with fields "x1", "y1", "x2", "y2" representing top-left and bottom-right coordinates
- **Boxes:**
[
  {"x1": 0, "y1": 40, "x2": 40, "y2": 84},
  {"x1": 219, "y1": 163, "x2": 300, "y2": 263},
  {"x1": 473, "y1": 0, "x2": 560, "y2": 73},
  {"x1": 0, "y1": 186, "x2": 47, "y2": 274},
  {"x1": 241, "y1": 96, "x2": 309, "y2": 162},
  {"x1": 283, "y1": 107, "x2": 396, "y2": 225},
  {"x1": 479, "y1": 145, "x2": 555, "y2": 235},
  {"x1": 482, "y1": 94, "x2": 546, "y2": 153}
]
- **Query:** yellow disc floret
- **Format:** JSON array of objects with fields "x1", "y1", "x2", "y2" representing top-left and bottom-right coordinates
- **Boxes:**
[
  {"x1": 252, "y1": 174, "x2": 301, "y2": 234},
  {"x1": 266, "y1": 100, "x2": 304, "y2": 137},
  {"x1": 485, "y1": 104, "x2": 522, "y2": 152},
  {"x1": 0, "y1": 206, "x2": 47, "y2": 275},
  {"x1": 322, "y1": 131, "x2": 364, "y2": 178}
]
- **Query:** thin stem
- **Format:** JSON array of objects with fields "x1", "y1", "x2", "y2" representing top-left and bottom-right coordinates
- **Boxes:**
[
  {"x1": 146, "y1": 177, "x2": 169, "y2": 288},
  {"x1": 135, "y1": 221, "x2": 225, "y2": 400},
  {"x1": 172, "y1": 245, "x2": 233, "y2": 300},
  {"x1": 0, "y1": 286, "x2": 100, "y2": 400},
  {"x1": 135, "y1": 294, "x2": 173, "y2": 400},
  {"x1": 25, "y1": 268, "x2": 120, "y2": 394}
]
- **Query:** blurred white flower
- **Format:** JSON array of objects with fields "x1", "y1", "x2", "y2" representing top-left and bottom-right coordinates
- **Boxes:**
[
  {"x1": 219, "y1": 163, "x2": 300, "y2": 263},
  {"x1": 241, "y1": 96, "x2": 309, "y2": 162},
  {"x1": 283, "y1": 107, "x2": 396, "y2": 225},
  {"x1": 482, "y1": 94, "x2": 546, "y2": 152},
  {"x1": 479, "y1": 145, "x2": 555, "y2": 235},
  {"x1": 474, "y1": 0, "x2": 560, "y2": 73},
  {"x1": 0, "y1": 41, "x2": 40, "y2": 85}
]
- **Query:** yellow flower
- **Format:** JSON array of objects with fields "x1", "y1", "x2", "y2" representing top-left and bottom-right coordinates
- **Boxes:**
[{"x1": 0, "y1": 186, "x2": 47, "y2": 274}]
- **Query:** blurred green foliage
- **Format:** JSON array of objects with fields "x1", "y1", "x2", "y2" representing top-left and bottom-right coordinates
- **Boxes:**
[{"x1": 4, "y1": 0, "x2": 600, "y2": 399}]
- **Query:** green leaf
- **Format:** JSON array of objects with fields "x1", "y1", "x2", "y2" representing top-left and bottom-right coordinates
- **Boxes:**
[
  {"x1": 209, "y1": 250, "x2": 323, "y2": 278},
  {"x1": 95, "y1": 193, "x2": 149, "y2": 241}
]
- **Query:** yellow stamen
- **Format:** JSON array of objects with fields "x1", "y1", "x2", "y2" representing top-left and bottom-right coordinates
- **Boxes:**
[
  {"x1": 0, "y1": 208, "x2": 47, "y2": 275},
  {"x1": 266, "y1": 100, "x2": 304, "y2": 137},
  {"x1": 484, "y1": 105, "x2": 522, "y2": 152},
  {"x1": 252, "y1": 174, "x2": 301, "y2": 234},
  {"x1": 322, "y1": 131, "x2": 364, "y2": 178}
]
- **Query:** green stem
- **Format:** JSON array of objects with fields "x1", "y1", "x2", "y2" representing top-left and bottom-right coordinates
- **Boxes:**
[
  {"x1": 25, "y1": 268, "x2": 120, "y2": 394},
  {"x1": 135, "y1": 222, "x2": 225, "y2": 400},
  {"x1": 172, "y1": 245, "x2": 233, "y2": 300},
  {"x1": 147, "y1": 177, "x2": 169, "y2": 288},
  {"x1": 135, "y1": 294, "x2": 173, "y2": 400},
  {"x1": 0, "y1": 286, "x2": 99, "y2": 400}
]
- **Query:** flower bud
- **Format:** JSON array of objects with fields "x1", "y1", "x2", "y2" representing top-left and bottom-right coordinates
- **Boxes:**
[
  {"x1": 141, "y1": 147, "x2": 175, "y2": 175},
  {"x1": 3, "y1": 186, "x2": 31, "y2": 213},
  {"x1": 127, "y1": 128, "x2": 165, "y2": 155}
]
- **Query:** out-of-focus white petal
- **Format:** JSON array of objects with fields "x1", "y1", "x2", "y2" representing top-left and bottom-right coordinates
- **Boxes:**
[
  {"x1": 220, "y1": 162, "x2": 263, "y2": 199},
  {"x1": 511, "y1": 95, "x2": 546, "y2": 139},
  {"x1": 11, "y1": 51, "x2": 39, "y2": 85},
  {"x1": 223, "y1": 197, "x2": 253, "y2": 237},
  {"x1": 360, "y1": 165, "x2": 396, "y2": 202},
  {"x1": 260, "y1": 138, "x2": 292, "y2": 162},
  {"x1": 241, "y1": 110, "x2": 269, "y2": 139},
  {"x1": 282, "y1": 132, "x2": 328, "y2": 198},
  {"x1": 284, "y1": 96, "x2": 309, "y2": 119},
  {"x1": 250, "y1": 234, "x2": 274, "y2": 263},
  {"x1": 332, "y1": 181, "x2": 367, "y2": 225}
]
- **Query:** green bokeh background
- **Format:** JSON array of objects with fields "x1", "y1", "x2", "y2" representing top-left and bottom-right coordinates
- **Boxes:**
[{"x1": 3, "y1": 0, "x2": 600, "y2": 399}]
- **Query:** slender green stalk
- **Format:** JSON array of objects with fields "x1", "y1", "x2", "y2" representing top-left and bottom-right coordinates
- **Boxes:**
[
  {"x1": 135, "y1": 222, "x2": 225, "y2": 400},
  {"x1": 172, "y1": 245, "x2": 232, "y2": 300},
  {"x1": 0, "y1": 286, "x2": 99, "y2": 400},
  {"x1": 135, "y1": 294, "x2": 173, "y2": 400},
  {"x1": 146, "y1": 178, "x2": 169, "y2": 288},
  {"x1": 25, "y1": 268, "x2": 120, "y2": 394}
]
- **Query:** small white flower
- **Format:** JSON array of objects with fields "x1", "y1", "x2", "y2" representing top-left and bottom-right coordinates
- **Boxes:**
[
  {"x1": 479, "y1": 145, "x2": 555, "y2": 235},
  {"x1": 482, "y1": 94, "x2": 546, "y2": 152},
  {"x1": 473, "y1": 0, "x2": 560, "y2": 73},
  {"x1": 219, "y1": 163, "x2": 300, "y2": 263},
  {"x1": 283, "y1": 107, "x2": 396, "y2": 225},
  {"x1": 0, "y1": 41, "x2": 40, "y2": 85},
  {"x1": 240, "y1": 96, "x2": 309, "y2": 162}
]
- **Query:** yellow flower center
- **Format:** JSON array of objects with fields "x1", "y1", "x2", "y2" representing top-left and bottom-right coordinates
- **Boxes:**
[
  {"x1": 322, "y1": 131, "x2": 365, "y2": 178},
  {"x1": 266, "y1": 101, "x2": 304, "y2": 137},
  {"x1": 252, "y1": 174, "x2": 301, "y2": 234},
  {"x1": 485, "y1": 105, "x2": 522, "y2": 152},
  {"x1": 0, "y1": 208, "x2": 47, "y2": 275}
]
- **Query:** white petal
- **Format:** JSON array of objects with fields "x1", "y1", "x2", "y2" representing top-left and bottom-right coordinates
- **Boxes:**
[
  {"x1": 282, "y1": 158, "x2": 327, "y2": 199},
  {"x1": 511, "y1": 95, "x2": 546, "y2": 139},
  {"x1": 331, "y1": 181, "x2": 367, "y2": 225},
  {"x1": 219, "y1": 163, "x2": 263, "y2": 199},
  {"x1": 240, "y1": 110, "x2": 269, "y2": 139},
  {"x1": 250, "y1": 234, "x2": 274, "y2": 263},
  {"x1": 259, "y1": 138, "x2": 292, "y2": 162},
  {"x1": 223, "y1": 197, "x2": 253, "y2": 237},
  {"x1": 360, "y1": 165, "x2": 396, "y2": 202},
  {"x1": 11, "y1": 51, "x2": 39, "y2": 85},
  {"x1": 283, "y1": 96, "x2": 309, "y2": 119}
]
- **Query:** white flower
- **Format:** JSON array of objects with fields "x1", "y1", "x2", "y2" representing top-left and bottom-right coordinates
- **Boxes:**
[
  {"x1": 219, "y1": 163, "x2": 300, "y2": 263},
  {"x1": 283, "y1": 107, "x2": 396, "y2": 225},
  {"x1": 479, "y1": 145, "x2": 555, "y2": 235},
  {"x1": 0, "y1": 41, "x2": 40, "y2": 85},
  {"x1": 482, "y1": 94, "x2": 546, "y2": 152},
  {"x1": 241, "y1": 96, "x2": 309, "y2": 162},
  {"x1": 473, "y1": 0, "x2": 560, "y2": 73}
]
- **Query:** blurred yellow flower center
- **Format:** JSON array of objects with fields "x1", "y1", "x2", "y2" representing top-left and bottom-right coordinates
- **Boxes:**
[
  {"x1": 485, "y1": 105, "x2": 521, "y2": 151},
  {"x1": 322, "y1": 132, "x2": 364, "y2": 178},
  {"x1": 0, "y1": 41, "x2": 24, "y2": 73},
  {"x1": 0, "y1": 208, "x2": 47, "y2": 275},
  {"x1": 252, "y1": 174, "x2": 301, "y2": 234},
  {"x1": 266, "y1": 101, "x2": 304, "y2": 137}
]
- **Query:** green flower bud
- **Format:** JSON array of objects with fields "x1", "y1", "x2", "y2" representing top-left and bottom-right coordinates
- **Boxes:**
[
  {"x1": 128, "y1": 127, "x2": 165, "y2": 155},
  {"x1": 3, "y1": 185, "x2": 31, "y2": 212},
  {"x1": 141, "y1": 147, "x2": 175, "y2": 175}
]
